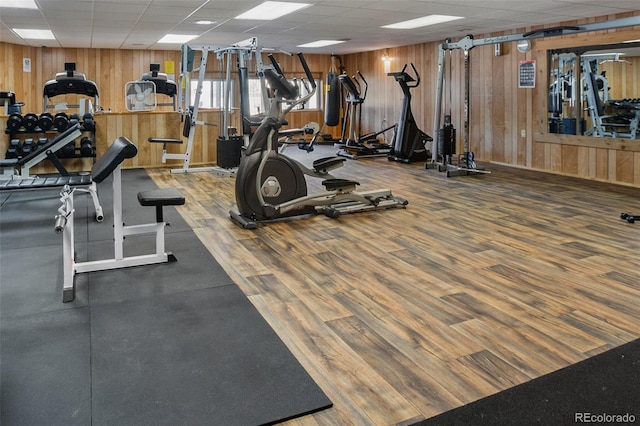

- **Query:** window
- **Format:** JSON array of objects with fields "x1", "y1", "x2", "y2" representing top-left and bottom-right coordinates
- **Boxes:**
[
  {"x1": 190, "y1": 77, "x2": 322, "y2": 114},
  {"x1": 248, "y1": 78, "x2": 322, "y2": 115},
  {"x1": 190, "y1": 79, "x2": 234, "y2": 109}
]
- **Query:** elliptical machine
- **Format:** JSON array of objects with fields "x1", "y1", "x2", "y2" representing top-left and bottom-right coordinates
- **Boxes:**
[
  {"x1": 336, "y1": 71, "x2": 394, "y2": 159},
  {"x1": 230, "y1": 53, "x2": 407, "y2": 229},
  {"x1": 388, "y1": 63, "x2": 432, "y2": 163}
]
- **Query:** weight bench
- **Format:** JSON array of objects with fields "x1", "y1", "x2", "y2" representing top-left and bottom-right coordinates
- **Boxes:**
[
  {"x1": 55, "y1": 136, "x2": 185, "y2": 302},
  {"x1": 0, "y1": 124, "x2": 104, "y2": 221}
]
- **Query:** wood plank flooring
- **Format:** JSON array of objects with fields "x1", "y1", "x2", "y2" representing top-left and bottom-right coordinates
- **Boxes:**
[{"x1": 146, "y1": 145, "x2": 640, "y2": 425}]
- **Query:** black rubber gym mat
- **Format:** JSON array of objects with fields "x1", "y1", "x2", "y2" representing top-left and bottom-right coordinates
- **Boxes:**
[
  {"x1": 0, "y1": 307, "x2": 92, "y2": 426},
  {"x1": 0, "y1": 188, "x2": 90, "y2": 250},
  {"x1": 0, "y1": 168, "x2": 332, "y2": 426},
  {"x1": 90, "y1": 285, "x2": 332, "y2": 426},
  {"x1": 414, "y1": 338, "x2": 640, "y2": 425}
]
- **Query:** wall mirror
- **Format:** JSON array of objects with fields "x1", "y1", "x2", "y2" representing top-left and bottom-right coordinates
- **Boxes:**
[{"x1": 547, "y1": 40, "x2": 640, "y2": 140}]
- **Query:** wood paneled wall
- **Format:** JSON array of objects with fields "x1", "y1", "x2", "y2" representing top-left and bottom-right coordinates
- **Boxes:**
[
  {"x1": 344, "y1": 12, "x2": 640, "y2": 186},
  {"x1": 2, "y1": 10, "x2": 640, "y2": 184},
  {"x1": 1, "y1": 42, "x2": 336, "y2": 171}
]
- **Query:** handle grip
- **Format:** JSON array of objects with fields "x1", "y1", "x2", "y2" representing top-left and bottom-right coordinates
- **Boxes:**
[
  {"x1": 268, "y1": 54, "x2": 284, "y2": 76},
  {"x1": 297, "y1": 52, "x2": 316, "y2": 90},
  {"x1": 410, "y1": 63, "x2": 420, "y2": 87},
  {"x1": 54, "y1": 215, "x2": 67, "y2": 234}
]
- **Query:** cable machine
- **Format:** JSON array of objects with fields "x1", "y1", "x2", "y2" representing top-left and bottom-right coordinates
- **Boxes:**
[
  {"x1": 157, "y1": 39, "x2": 262, "y2": 175},
  {"x1": 428, "y1": 15, "x2": 640, "y2": 177}
]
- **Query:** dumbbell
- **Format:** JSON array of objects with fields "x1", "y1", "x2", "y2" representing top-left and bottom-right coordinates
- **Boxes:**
[
  {"x1": 37, "y1": 137, "x2": 48, "y2": 151},
  {"x1": 68, "y1": 113, "x2": 80, "y2": 130},
  {"x1": 82, "y1": 112, "x2": 95, "y2": 131},
  {"x1": 60, "y1": 141, "x2": 76, "y2": 158},
  {"x1": 7, "y1": 113, "x2": 23, "y2": 131},
  {"x1": 21, "y1": 138, "x2": 35, "y2": 155},
  {"x1": 5, "y1": 139, "x2": 22, "y2": 159},
  {"x1": 53, "y1": 112, "x2": 69, "y2": 131},
  {"x1": 38, "y1": 112, "x2": 54, "y2": 131},
  {"x1": 80, "y1": 136, "x2": 93, "y2": 156},
  {"x1": 22, "y1": 113, "x2": 39, "y2": 131}
]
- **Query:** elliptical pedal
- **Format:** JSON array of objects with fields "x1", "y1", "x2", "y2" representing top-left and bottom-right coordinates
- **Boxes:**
[{"x1": 322, "y1": 178, "x2": 360, "y2": 192}]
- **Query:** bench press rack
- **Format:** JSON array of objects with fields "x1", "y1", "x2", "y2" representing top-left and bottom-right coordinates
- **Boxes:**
[{"x1": 55, "y1": 136, "x2": 185, "y2": 302}]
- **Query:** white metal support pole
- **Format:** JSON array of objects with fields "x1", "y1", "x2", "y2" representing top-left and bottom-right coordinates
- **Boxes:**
[
  {"x1": 223, "y1": 51, "x2": 232, "y2": 139},
  {"x1": 62, "y1": 189, "x2": 75, "y2": 299},
  {"x1": 112, "y1": 166, "x2": 124, "y2": 259},
  {"x1": 431, "y1": 43, "x2": 446, "y2": 163}
]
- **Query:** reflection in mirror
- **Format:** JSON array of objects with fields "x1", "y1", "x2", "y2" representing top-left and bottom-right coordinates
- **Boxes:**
[{"x1": 548, "y1": 41, "x2": 640, "y2": 139}]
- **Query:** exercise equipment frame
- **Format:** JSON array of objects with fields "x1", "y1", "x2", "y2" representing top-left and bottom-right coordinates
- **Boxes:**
[
  {"x1": 230, "y1": 53, "x2": 407, "y2": 229},
  {"x1": 55, "y1": 136, "x2": 185, "y2": 302},
  {"x1": 158, "y1": 40, "x2": 263, "y2": 175},
  {"x1": 428, "y1": 15, "x2": 640, "y2": 177}
]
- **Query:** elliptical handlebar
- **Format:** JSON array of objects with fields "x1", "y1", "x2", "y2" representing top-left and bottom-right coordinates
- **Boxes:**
[
  {"x1": 297, "y1": 52, "x2": 316, "y2": 90},
  {"x1": 388, "y1": 63, "x2": 420, "y2": 88},
  {"x1": 264, "y1": 52, "x2": 317, "y2": 103},
  {"x1": 268, "y1": 54, "x2": 285, "y2": 75},
  {"x1": 408, "y1": 63, "x2": 420, "y2": 88},
  {"x1": 357, "y1": 71, "x2": 368, "y2": 100}
]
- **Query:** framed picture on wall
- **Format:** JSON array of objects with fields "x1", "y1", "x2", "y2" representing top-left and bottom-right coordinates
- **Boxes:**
[{"x1": 519, "y1": 60, "x2": 536, "y2": 88}]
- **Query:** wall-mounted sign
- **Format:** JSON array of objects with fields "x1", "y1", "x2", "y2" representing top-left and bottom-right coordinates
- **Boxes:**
[{"x1": 519, "y1": 60, "x2": 536, "y2": 88}]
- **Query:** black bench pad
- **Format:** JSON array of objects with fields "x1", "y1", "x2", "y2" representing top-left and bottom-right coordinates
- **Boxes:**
[
  {"x1": 148, "y1": 138, "x2": 183, "y2": 144},
  {"x1": 137, "y1": 188, "x2": 185, "y2": 207},
  {"x1": 0, "y1": 174, "x2": 92, "y2": 190}
]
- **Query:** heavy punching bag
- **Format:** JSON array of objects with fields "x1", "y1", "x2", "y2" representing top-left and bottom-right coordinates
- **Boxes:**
[{"x1": 324, "y1": 54, "x2": 343, "y2": 127}]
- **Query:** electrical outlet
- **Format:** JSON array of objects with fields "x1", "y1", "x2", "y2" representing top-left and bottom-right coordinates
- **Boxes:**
[{"x1": 521, "y1": 129, "x2": 526, "y2": 138}]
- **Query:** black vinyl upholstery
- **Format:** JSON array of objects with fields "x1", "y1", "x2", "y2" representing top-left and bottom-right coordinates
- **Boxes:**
[{"x1": 91, "y1": 137, "x2": 138, "y2": 183}]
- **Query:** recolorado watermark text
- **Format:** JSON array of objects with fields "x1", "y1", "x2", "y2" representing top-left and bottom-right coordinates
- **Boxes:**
[{"x1": 575, "y1": 412, "x2": 636, "y2": 423}]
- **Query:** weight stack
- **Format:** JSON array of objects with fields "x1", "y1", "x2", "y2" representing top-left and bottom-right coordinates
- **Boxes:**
[
  {"x1": 216, "y1": 135, "x2": 243, "y2": 169},
  {"x1": 438, "y1": 124, "x2": 456, "y2": 157}
]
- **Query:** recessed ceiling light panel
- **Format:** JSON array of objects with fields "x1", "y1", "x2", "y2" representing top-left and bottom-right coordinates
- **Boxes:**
[
  {"x1": 297, "y1": 40, "x2": 346, "y2": 48},
  {"x1": 12, "y1": 28, "x2": 55, "y2": 40},
  {"x1": 158, "y1": 34, "x2": 198, "y2": 44},
  {"x1": 382, "y1": 15, "x2": 464, "y2": 30},
  {"x1": 1, "y1": 0, "x2": 38, "y2": 9},
  {"x1": 235, "y1": 1, "x2": 310, "y2": 21}
]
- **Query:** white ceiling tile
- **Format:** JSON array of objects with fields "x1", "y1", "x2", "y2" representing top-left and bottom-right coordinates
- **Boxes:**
[{"x1": 0, "y1": 0, "x2": 637, "y2": 52}]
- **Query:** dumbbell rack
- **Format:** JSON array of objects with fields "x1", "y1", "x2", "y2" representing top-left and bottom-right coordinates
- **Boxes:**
[{"x1": 4, "y1": 112, "x2": 97, "y2": 174}]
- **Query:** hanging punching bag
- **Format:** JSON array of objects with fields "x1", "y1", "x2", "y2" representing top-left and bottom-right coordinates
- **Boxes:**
[{"x1": 324, "y1": 54, "x2": 342, "y2": 127}]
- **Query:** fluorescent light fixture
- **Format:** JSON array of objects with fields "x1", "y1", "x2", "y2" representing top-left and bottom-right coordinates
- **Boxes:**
[
  {"x1": 623, "y1": 39, "x2": 640, "y2": 43},
  {"x1": 297, "y1": 40, "x2": 345, "y2": 48},
  {"x1": 382, "y1": 14, "x2": 463, "y2": 30},
  {"x1": 12, "y1": 28, "x2": 55, "y2": 40},
  {"x1": 195, "y1": 20, "x2": 216, "y2": 25},
  {"x1": 235, "y1": 1, "x2": 310, "y2": 20},
  {"x1": 158, "y1": 34, "x2": 198, "y2": 44},
  {"x1": 1, "y1": 0, "x2": 38, "y2": 9}
]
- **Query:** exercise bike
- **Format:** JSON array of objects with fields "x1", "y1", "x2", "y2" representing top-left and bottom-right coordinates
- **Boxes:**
[{"x1": 230, "y1": 53, "x2": 407, "y2": 229}]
